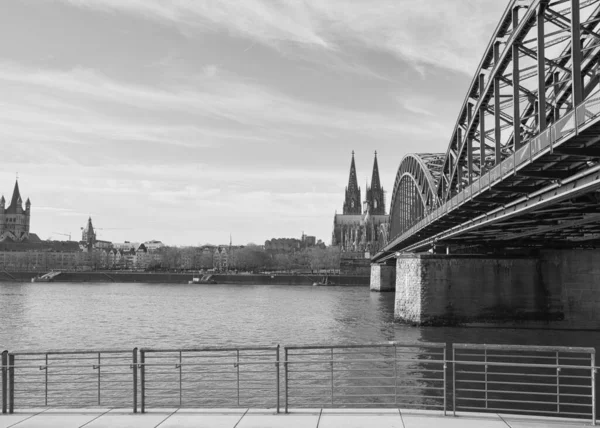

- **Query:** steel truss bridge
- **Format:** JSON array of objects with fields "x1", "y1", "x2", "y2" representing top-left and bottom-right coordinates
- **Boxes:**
[{"x1": 373, "y1": 0, "x2": 600, "y2": 263}]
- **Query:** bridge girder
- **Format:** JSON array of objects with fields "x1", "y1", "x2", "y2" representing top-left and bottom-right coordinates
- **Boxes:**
[
  {"x1": 388, "y1": 154, "x2": 444, "y2": 239},
  {"x1": 375, "y1": 0, "x2": 600, "y2": 261},
  {"x1": 438, "y1": 0, "x2": 600, "y2": 202}
]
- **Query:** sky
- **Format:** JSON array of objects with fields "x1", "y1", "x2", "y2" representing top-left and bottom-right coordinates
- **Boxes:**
[{"x1": 0, "y1": 0, "x2": 510, "y2": 246}]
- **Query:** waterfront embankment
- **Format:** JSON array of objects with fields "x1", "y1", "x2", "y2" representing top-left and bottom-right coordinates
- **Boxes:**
[{"x1": 0, "y1": 270, "x2": 369, "y2": 286}]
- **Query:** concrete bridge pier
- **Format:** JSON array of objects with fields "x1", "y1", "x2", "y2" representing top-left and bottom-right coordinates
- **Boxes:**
[
  {"x1": 370, "y1": 260, "x2": 396, "y2": 292},
  {"x1": 392, "y1": 250, "x2": 600, "y2": 328}
]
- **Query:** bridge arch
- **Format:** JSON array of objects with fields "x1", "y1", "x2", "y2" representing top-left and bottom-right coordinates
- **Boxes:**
[
  {"x1": 376, "y1": 0, "x2": 600, "y2": 260},
  {"x1": 434, "y1": 0, "x2": 600, "y2": 202},
  {"x1": 388, "y1": 154, "x2": 444, "y2": 241}
]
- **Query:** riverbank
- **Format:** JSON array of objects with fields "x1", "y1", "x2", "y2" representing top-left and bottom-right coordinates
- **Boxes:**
[{"x1": 0, "y1": 270, "x2": 369, "y2": 286}]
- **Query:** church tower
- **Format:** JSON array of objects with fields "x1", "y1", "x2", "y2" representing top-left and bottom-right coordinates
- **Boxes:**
[
  {"x1": 0, "y1": 179, "x2": 31, "y2": 242},
  {"x1": 82, "y1": 216, "x2": 97, "y2": 251},
  {"x1": 366, "y1": 151, "x2": 386, "y2": 215},
  {"x1": 343, "y1": 151, "x2": 362, "y2": 215}
]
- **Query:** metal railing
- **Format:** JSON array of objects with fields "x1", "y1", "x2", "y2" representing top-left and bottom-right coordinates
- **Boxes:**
[
  {"x1": 284, "y1": 342, "x2": 447, "y2": 413},
  {"x1": 453, "y1": 344, "x2": 596, "y2": 423},
  {"x1": 4, "y1": 349, "x2": 137, "y2": 413},
  {"x1": 139, "y1": 346, "x2": 280, "y2": 412},
  {"x1": 0, "y1": 342, "x2": 598, "y2": 424}
]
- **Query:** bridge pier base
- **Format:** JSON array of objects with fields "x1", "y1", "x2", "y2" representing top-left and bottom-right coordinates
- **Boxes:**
[
  {"x1": 370, "y1": 263, "x2": 396, "y2": 292},
  {"x1": 394, "y1": 253, "x2": 563, "y2": 326}
]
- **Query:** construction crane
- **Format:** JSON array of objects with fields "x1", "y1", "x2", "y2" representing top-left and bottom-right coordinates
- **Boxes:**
[
  {"x1": 53, "y1": 232, "x2": 71, "y2": 241},
  {"x1": 81, "y1": 226, "x2": 130, "y2": 240}
]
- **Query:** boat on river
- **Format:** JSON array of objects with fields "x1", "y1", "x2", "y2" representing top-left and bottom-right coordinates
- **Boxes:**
[
  {"x1": 188, "y1": 274, "x2": 217, "y2": 284},
  {"x1": 31, "y1": 271, "x2": 62, "y2": 283}
]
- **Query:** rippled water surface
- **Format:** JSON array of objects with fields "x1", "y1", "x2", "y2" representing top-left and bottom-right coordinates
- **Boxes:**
[{"x1": 1, "y1": 282, "x2": 599, "y2": 350}]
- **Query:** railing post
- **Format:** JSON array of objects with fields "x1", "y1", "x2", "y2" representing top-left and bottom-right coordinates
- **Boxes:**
[
  {"x1": 8, "y1": 354, "x2": 14, "y2": 414},
  {"x1": 452, "y1": 347, "x2": 456, "y2": 417},
  {"x1": 591, "y1": 353, "x2": 596, "y2": 426},
  {"x1": 179, "y1": 351, "x2": 183, "y2": 407},
  {"x1": 284, "y1": 348, "x2": 289, "y2": 414},
  {"x1": 275, "y1": 345, "x2": 280, "y2": 414},
  {"x1": 236, "y1": 350, "x2": 240, "y2": 407},
  {"x1": 483, "y1": 349, "x2": 488, "y2": 409},
  {"x1": 394, "y1": 345, "x2": 398, "y2": 407},
  {"x1": 556, "y1": 351, "x2": 560, "y2": 415},
  {"x1": 132, "y1": 348, "x2": 138, "y2": 414},
  {"x1": 1, "y1": 350, "x2": 7, "y2": 414},
  {"x1": 140, "y1": 350, "x2": 145, "y2": 413},
  {"x1": 330, "y1": 348, "x2": 334, "y2": 408},
  {"x1": 97, "y1": 352, "x2": 101, "y2": 406},
  {"x1": 45, "y1": 354, "x2": 48, "y2": 406},
  {"x1": 443, "y1": 346, "x2": 447, "y2": 416}
]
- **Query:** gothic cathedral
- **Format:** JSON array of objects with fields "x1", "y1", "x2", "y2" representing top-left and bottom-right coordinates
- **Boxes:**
[{"x1": 331, "y1": 152, "x2": 389, "y2": 256}]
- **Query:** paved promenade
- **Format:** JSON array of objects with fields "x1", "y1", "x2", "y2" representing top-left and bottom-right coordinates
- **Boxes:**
[{"x1": 0, "y1": 408, "x2": 596, "y2": 428}]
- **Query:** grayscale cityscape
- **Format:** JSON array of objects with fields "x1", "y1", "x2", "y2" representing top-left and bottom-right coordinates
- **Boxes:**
[{"x1": 1, "y1": 0, "x2": 599, "y2": 427}]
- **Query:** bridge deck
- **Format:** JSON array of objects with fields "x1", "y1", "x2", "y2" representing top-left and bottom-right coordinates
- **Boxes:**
[{"x1": 0, "y1": 408, "x2": 595, "y2": 428}]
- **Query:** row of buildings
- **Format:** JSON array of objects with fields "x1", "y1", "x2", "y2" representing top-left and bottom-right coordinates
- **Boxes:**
[{"x1": 0, "y1": 181, "x2": 240, "y2": 271}]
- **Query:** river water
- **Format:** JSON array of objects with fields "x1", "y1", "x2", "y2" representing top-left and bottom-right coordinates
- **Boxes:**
[
  {"x1": 0, "y1": 282, "x2": 598, "y2": 414},
  {"x1": 1, "y1": 282, "x2": 599, "y2": 350}
]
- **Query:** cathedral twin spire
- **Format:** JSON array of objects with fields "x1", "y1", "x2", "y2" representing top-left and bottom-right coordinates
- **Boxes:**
[
  {"x1": 343, "y1": 151, "x2": 361, "y2": 214},
  {"x1": 342, "y1": 151, "x2": 385, "y2": 215}
]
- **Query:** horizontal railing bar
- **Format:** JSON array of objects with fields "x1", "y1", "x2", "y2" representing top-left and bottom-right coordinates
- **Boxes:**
[
  {"x1": 141, "y1": 346, "x2": 278, "y2": 353},
  {"x1": 285, "y1": 357, "x2": 443, "y2": 365},
  {"x1": 456, "y1": 388, "x2": 563, "y2": 397},
  {"x1": 289, "y1": 402, "x2": 443, "y2": 408},
  {"x1": 455, "y1": 353, "x2": 592, "y2": 361},
  {"x1": 289, "y1": 350, "x2": 443, "y2": 357},
  {"x1": 145, "y1": 386, "x2": 276, "y2": 392},
  {"x1": 14, "y1": 356, "x2": 131, "y2": 362},
  {"x1": 285, "y1": 342, "x2": 447, "y2": 350},
  {"x1": 456, "y1": 396, "x2": 593, "y2": 407},
  {"x1": 456, "y1": 405, "x2": 590, "y2": 417},
  {"x1": 12, "y1": 373, "x2": 97, "y2": 377},
  {"x1": 327, "y1": 393, "x2": 397, "y2": 398},
  {"x1": 457, "y1": 371, "x2": 558, "y2": 378},
  {"x1": 453, "y1": 344, "x2": 595, "y2": 353},
  {"x1": 456, "y1": 379, "x2": 590, "y2": 388},
  {"x1": 145, "y1": 353, "x2": 275, "y2": 359},
  {"x1": 156, "y1": 380, "x2": 273, "y2": 385},
  {"x1": 454, "y1": 360, "x2": 595, "y2": 370},
  {"x1": 329, "y1": 367, "x2": 443, "y2": 373},
  {"x1": 146, "y1": 361, "x2": 276, "y2": 367},
  {"x1": 10, "y1": 349, "x2": 132, "y2": 355}
]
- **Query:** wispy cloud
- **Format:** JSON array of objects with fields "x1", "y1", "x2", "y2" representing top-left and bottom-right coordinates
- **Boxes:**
[
  {"x1": 0, "y1": 61, "x2": 447, "y2": 144},
  {"x1": 55, "y1": 0, "x2": 509, "y2": 75},
  {"x1": 0, "y1": 0, "x2": 503, "y2": 245}
]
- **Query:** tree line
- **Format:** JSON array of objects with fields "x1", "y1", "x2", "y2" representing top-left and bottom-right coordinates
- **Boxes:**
[{"x1": 156, "y1": 245, "x2": 341, "y2": 273}]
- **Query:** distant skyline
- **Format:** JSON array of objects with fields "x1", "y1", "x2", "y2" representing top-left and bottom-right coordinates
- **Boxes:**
[{"x1": 0, "y1": 0, "x2": 509, "y2": 245}]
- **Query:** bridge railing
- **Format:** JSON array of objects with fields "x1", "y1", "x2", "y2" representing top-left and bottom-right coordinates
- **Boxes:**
[
  {"x1": 577, "y1": 95, "x2": 600, "y2": 129},
  {"x1": 1, "y1": 343, "x2": 597, "y2": 424}
]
